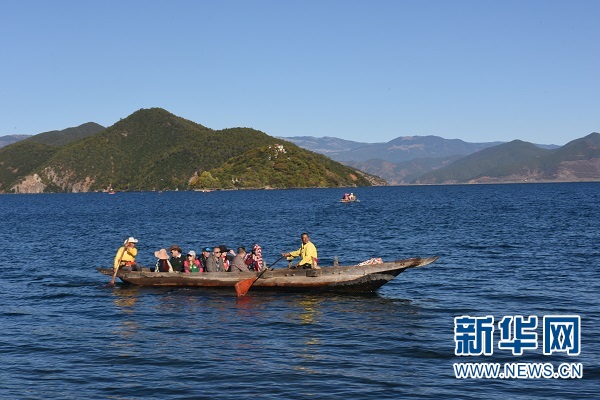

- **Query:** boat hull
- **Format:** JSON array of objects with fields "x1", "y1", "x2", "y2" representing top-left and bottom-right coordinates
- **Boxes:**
[{"x1": 98, "y1": 256, "x2": 438, "y2": 293}]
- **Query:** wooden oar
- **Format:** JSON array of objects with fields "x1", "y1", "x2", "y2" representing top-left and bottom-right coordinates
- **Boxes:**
[
  {"x1": 235, "y1": 256, "x2": 284, "y2": 297},
  {"x1": 109, "y1": 247, "x2": 126, "y2": 286}
]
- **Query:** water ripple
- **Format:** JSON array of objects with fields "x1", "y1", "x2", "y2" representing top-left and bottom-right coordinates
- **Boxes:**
[{"x1": 0, "y1": 184, "x2": 598, "y2": 399}]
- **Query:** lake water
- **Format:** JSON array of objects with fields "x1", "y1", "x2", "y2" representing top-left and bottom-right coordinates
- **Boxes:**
[{"x1": 0, "y1": 184, "x2": 598, "y2": 399}]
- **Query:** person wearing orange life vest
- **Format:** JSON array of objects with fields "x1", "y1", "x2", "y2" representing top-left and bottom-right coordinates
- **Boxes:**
[
  {"x1": 110, "y1": 237, "x2": 141, "y2": 285},
  {"x1": 282, "y1": 232, "x2": 320, "y2": 270}
]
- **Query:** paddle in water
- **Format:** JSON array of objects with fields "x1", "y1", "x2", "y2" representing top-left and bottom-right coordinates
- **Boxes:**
[{"x1": 235, "y1": 256, "x2": 284, "y2": 297}]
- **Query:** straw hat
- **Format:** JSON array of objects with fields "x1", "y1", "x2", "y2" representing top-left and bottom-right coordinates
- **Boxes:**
[
  {"x1": 124, "y1": 237, "x2": 138, "y2": 244},
  {"x1": 154, "y1": 248, "x2": 169, "y2": 260}
]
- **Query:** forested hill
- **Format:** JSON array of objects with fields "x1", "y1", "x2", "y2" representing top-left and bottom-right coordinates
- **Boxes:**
[
  {"x1": 0, "y1": 108, "x2": 377, "y2": 193},
  {"x1": 414, "y1": 133, "x2": 600, "y2": 184},
  {"x1": 27, "y1": 122, "x2": 105, "y2": 146}
]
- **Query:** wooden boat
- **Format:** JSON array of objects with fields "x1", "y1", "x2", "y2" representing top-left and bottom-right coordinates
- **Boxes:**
[
  {"x1": 340, "y1": 198, "x2": 359, "y2": 203},
  {"x1": 97, "y1": 256, "x2": 438, "y2": 293}
]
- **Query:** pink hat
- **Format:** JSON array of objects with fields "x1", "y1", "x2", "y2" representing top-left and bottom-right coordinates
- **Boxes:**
[{"x1": 154, "y1": 248, "x2": 169, "y2": 260}]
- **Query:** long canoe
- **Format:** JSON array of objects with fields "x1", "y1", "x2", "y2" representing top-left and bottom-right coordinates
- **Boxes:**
[{"x1": 98, "y1": 256, "x2": 438, "y2": 293}]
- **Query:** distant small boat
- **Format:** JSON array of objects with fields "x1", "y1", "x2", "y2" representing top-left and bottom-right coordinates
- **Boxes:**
[
  {"x1": 108, "y1": 190, "x2": 116, "y2": 195},
  {"x1": 340, "y1": 193, "x2": 358, "y2": 203}
]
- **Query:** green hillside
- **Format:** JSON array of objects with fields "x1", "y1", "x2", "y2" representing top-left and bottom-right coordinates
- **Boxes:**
[
  {"x1": 0, "y1": 122, "x2": 106, "y2": 191},
  {"x1": 1, "y1": 108, "x2": 374, "y2": 193},
  {"x1": 535, "y1": 132, "x2": 600, "y2": 167},
  {"x1": 513, "y1": 132, "x2": 600, "y2": 179},
  {"x1": 413, "y1": 133, "x2": 600, "y2": 184},
  {"x1": 414, "y1": 140, "x2": 550, "y2": 183},
  {"x1": 469, "y1": 133, "x2": 600, "y2": 180},
  {"x1": 28, "y1": 122, "x2": 105, "y2": 146},
  {"x1": 0, "y1": 140, "x2": 58, "y2": 191},
  {"x1": 196, "y1": 144, "x2": 372, "y2": 189}
]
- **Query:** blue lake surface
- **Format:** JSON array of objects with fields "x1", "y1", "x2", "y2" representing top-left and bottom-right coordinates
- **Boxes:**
[{"x1": 0, "y1": 184, "x2": 598, "y2": 399}]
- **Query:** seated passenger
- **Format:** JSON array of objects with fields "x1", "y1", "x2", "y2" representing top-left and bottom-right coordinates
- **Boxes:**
[
  {"x1": 229, "y1": 247, "x2": 250, "y2": 272},
  {"x1": 184, "y1": 250, "x2": 201, "y2": 273},
  {"x1": 198, "y1": 247, "x2": 211, "y2": 272},
  {"x1": 154, "y1": 248, "x2": 173, "y2": 272},
  {"x1": 205, "y1": 247, "x2": 224, "y2": 272},
  {"x1": 219, "y1": 245, "x2": 233, "y2": 272},
  {"x1": 244, "y1": 243, "x2": 264, "y2": 271},
  {"x1": 169, "y1": 244, "x2": 185, "y2": 272}
]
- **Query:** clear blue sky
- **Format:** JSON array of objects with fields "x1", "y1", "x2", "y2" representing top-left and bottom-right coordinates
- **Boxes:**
[{"x1": 1, "y1": 0, "x2": 598, "y2": 145}]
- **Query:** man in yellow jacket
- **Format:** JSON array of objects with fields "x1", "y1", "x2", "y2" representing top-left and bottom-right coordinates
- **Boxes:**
[
  {"x1": 282, "y1": 232, "x2": 320, "y2": 269},
  {"x1": 110, "y1": 237, "x2": 140, "y2": 285}
]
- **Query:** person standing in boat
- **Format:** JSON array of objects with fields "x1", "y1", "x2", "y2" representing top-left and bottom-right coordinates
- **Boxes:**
[
  {"x1": 110, "y1": 237, "x2": 141, "y2": 285},
  {"x1": 169, "y1": 245, "x2": 185, "y2": 272},
  {"x1": 282, "y1": 232, "x2": 320, "y2": 270}
]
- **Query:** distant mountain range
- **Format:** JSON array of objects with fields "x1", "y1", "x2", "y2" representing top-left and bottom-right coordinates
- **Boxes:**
[
  {"x1": 279, "y1": 135, "x2": 507, "y2": 163},
  {"x1": 0, "y1": 109, "x2": 377, "y2": 193},
  {"x1": 279, "y1": 135, "x2": 600, "y2": 184},
  {"x1": 0, "y1": 134, "x2": 32, "y2": 148}
]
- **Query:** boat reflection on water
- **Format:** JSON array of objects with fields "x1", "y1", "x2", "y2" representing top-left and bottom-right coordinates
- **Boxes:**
[
  {"x1": 111, "y1": 286, "x2": 143, "y2": 347},
  {"x1": 112, "y1": 286, "x2": 141, "y2": 310},
  {"x1": 297, "y1": 296, "x2": 323, "y2": 325}
]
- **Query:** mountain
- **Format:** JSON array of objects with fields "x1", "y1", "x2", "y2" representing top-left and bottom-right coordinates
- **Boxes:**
[
  {"x1": 0, "y1": 134, "x2": 31, "y2": 148},
  {"x1": 281, "y1": 135, "x2": 564, "y2": 184},
  {"x1": 346, "y1": 156, "x2": 464, "y2": 185},
  {"x1": 0, "y1": 122, "x2": 107, "y2": 192},
  {"x1": 27, "y1": 122, "x2": 105, "y2": 146},
  {"x1": 0, "y1": 108, "x2": 375, "y2": 193},
  {"x1": 413, "y1": 133, "x2": 600, "y2": 184},
  {"x1": 200, "y1": 144, "x2": 384, "y2": 189},
  {"x1": 280, "y1": 135, "x2": 505, "y2": 163},
  {"x1": 281, "y1": 135, "x2": 506, "y2": 184},
  {"x1": 0, "y1": 123, "x2": 104, "y2": 149},
  {"x1": 276, "y1": 136, "x2": 370, "y2": 156}
]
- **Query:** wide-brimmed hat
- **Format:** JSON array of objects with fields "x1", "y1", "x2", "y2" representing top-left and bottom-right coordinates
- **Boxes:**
[
  {"x1": 154, "y1": 248, "x2": 169, "y2": 260},
  {"x1": 219, "y1": 245, "x2": 228, "y2": 253},
  {"x1": 187, "y1": 250, "x2": 196, "y2": 257},
  {"x1": 124, "y1": 237, "x2": 138, "y2": 244},
  {"x1": 168, "y1": 244, "x2": 182, "y2": 253}
]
